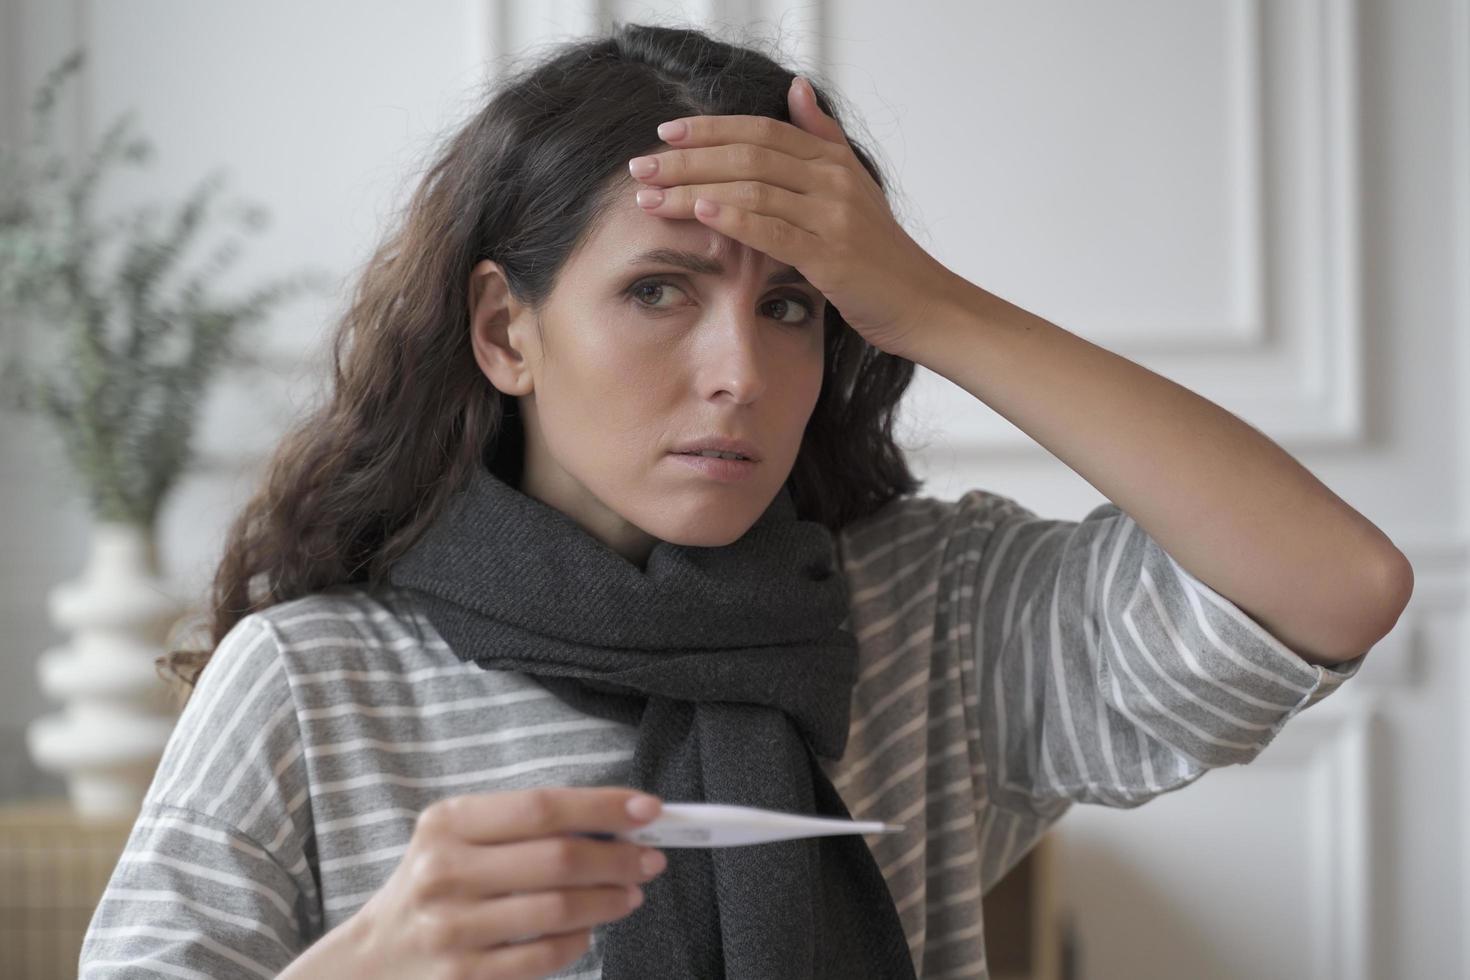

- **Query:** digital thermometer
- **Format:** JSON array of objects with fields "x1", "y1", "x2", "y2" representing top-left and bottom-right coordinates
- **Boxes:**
[{"x1": 579, "y1": 802, "x2": 905, "y2": 848}]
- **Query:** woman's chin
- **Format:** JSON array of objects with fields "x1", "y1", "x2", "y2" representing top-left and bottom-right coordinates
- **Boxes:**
[
  {"x1": 639, "y1": 501, "x2": 762, "y2": 550},
  {"x1": 652, "y1": 522, "x2": 754, "y2": 550}
]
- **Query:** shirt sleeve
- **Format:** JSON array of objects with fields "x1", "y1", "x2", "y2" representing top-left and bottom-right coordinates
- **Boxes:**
[
  {"x1": 950, "y1": 489, "x2": 1369, "y2": 819},
  {"x1": 79, "y1": 614, "x2": 320, "y2": 978}
]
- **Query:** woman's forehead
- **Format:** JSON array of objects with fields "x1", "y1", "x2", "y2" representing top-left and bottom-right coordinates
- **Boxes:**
[{"x1": 599, "y1": 213, "x2": 774, "y2": 273}]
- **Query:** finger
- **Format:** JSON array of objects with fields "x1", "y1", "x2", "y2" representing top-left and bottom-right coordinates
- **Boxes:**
[
  {"x1": 657, "y1": 111, "x2": 838, "y2": 163},
  {"x1": 417, "y1": 835, "x2": 666, "y2": 903},
  {"x1": 628, "y1": 143, "x2": 821, "y2": 196},
  {"x1": 635, "y1": 179, "x2": 828, "y2": 236},
  {"x1": 468, "y1": 882, "x2": 644, "y2": 949},
  {"x1": 496, "y1": 887, "x2": 646, "y2": 946},
  {"x1": 421, "y1": 787, "x2": 662, "y2": 846},
  {"x1": 477, "y1": 929, "x2": 596, "y2": 980},
  {"x1": 788, "y1": 75, "x2": 852, "y2": 149},
  {"x1": 503, "y1": 836, "x2": 667, "y2": 894},
  {"x1": 690, "y1": 198, "x2": 826, "y2": 277}
]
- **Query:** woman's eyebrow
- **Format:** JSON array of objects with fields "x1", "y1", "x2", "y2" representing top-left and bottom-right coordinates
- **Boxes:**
[{"x1": 627, "y1": 247, "x2": 809, "y2": 286}]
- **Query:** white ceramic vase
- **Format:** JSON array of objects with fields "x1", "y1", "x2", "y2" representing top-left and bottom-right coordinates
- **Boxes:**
[{"x1": 25, "y1": 520, "x2": 187, "y2": 821}]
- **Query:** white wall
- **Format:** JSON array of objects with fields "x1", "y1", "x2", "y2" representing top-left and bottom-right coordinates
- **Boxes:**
[
  {"x1": 1, "y1": 1, "x2": 1464, "y2": 977},
  {"x1": 0, "y1": 0, "x2": 493, "y2": 790}
]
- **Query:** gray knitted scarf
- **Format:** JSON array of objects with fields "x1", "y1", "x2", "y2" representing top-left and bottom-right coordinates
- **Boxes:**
[{"x1": 387, "y1": 461, "x2": 916, "y2": 980}]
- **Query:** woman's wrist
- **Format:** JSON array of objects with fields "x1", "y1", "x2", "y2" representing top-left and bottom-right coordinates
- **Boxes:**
[{"x1": 277, "y1": 910, "x2": 374, "y2": 979}]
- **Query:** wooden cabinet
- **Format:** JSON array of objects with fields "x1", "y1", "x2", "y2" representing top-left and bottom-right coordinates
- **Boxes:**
[
  {"x1": 981, "y1": 828, "x2": 1075, "y2": 980},
  {"x1": 0, "y1": 799, "x2": 134, "y2": 980}
]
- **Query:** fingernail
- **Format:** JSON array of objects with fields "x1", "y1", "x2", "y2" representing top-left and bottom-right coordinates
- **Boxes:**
[
  {"x1": 636, "y1": 188, "x2": 664, "y2": 209},
  {"x1": 628, "y1": 156, "x2": 658, "y2": 178},
  {"x1": 657, "y1": 120, "x2": 687, "y2": 141},
  {"x1": 640, "y1": 849, "x2": 667, "y2": 876},
  {"x1": 627, "y1": 794, "x2": 661, "y2": 820}
]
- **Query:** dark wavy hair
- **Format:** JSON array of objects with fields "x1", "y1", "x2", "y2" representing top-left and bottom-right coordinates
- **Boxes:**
[{"x1": 157, "y1": 21, "x2": 925, "y2": 702}]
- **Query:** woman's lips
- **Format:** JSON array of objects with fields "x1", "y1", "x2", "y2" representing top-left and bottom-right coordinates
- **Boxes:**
[{"x1": 668, "y1": 452, "x2": 758, "y2": 483}]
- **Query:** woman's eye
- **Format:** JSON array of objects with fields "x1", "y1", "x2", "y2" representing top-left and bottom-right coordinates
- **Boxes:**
[
  {"x1": 763, "y1": 295, "x2": 817, "y2": 326},
  {"x1": 629, "y1": 280, "x2": 685, "y2": 308},
  {"x1": 628, "y1": 279, "x2": 817, "y2": 326}
]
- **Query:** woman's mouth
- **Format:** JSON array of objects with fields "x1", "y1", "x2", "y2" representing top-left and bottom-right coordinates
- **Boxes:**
[{"x1": 669, "y1": 451, "x2": 758, "y2": 482}]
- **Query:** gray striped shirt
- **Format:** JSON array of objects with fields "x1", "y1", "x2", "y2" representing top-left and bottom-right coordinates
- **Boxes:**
[{"x1": 79, "y1": 489, "x2": 1365, "y2": 978}]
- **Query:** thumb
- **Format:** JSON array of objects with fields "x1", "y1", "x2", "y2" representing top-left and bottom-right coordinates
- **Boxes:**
[{"x1": 788, "y1": 75, "x2": 850, "y2": 148}]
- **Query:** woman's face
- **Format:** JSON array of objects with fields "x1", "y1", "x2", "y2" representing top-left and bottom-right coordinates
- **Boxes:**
[{"x1": 469, "y1": 169, "x2": 828, "y2": 569}]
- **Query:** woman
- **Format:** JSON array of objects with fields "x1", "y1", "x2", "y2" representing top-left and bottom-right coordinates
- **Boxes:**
[{"x1": 79, "y1": 21, "x2": 1400, "y2": 980}]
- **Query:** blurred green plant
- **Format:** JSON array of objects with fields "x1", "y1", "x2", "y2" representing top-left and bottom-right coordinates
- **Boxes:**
[{"x1": 0, "y1": 47, "x2": 334, "y2": 528}]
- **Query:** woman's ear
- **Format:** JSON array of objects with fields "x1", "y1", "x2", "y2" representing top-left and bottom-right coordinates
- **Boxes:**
[{"x1": 468, "y1": 258, "x2": 537, "y2": 396}]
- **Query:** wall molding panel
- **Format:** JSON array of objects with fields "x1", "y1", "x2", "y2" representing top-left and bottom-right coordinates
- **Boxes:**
[
  {"x1": 1255, "y1": 697, "x2": 1379, "y2": 980},
  {"x1": 900, "y1": 0, "x2": 1369, "y2": 459}
]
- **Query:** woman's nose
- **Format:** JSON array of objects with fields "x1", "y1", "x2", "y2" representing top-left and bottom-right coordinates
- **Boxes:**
[{"x1": 699, "y1": 318, "x2": 769, "y2": 404}]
